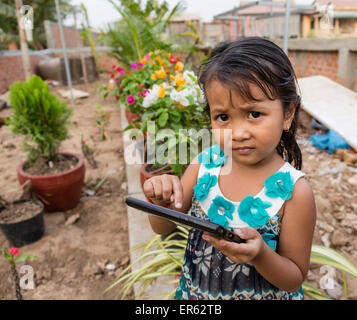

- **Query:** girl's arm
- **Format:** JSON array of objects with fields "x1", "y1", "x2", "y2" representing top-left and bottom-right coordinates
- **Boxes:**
[
  {"x1": 203, "y1": 178, "x2": 316, "y2": 292},
  {"x1": 143, "y1": 156, "x2": 201, "y2": 235},
  {"x1": 254, "y1": 178, "x2": 316, "y2": 291}
]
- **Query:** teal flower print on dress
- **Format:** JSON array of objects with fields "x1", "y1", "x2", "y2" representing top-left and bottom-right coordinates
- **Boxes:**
[
  {"x1": 238, "y1": 196, "x2": 272, "y2": 228},
  {"x1": 207, "y1": 196, "x2": 235, "y2": 228},
  {"x1": 264, "y1": 171, "x2": 294, "y2": 200},
  {"x1": 198, "y1": 144, "x2": 226, "y2": 169},
  {"x1": 193, "y1": 173, "x2": 218, "y2": 201},
  {"x1": 261, "y1": 233, "x2": 278, "y2": 251}
]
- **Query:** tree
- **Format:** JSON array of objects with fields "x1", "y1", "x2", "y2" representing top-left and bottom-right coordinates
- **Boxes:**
[
  {"x1": 103, "y1": 0, "x2": 186, "y2": 67},
  {"x1": 0, "y1": 0, "x2": 73, "y2": 50}
]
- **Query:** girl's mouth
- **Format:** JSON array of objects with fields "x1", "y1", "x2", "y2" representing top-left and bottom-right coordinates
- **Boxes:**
[{"x1": 233, "y1": 147, "x2": 255, "y2": 155}]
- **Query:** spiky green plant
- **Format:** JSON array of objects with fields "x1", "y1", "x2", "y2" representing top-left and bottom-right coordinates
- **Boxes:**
[
  {"x1": 7, "y1": 75, "x2": 72, "y2": 165},
  {"x1": 103, "y1": 0, "x2": 186, "y2": 67},
  {"x1": 105, "y1": 225, "x2": 188, "y2": 299}
]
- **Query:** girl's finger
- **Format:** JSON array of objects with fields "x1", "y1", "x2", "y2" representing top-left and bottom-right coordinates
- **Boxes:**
[
  {"x1": 172, "y1": 177, "x2": 183, "y2": 208},
  {"x1": 143, "y1": 180, "x2": 155, "y2": 198},
  {"x1": 161, "y1": 178, "x2": 173, "y2": 202},
  {"x1": 152, "y1": 179, "x2": 163, "y2": 200},
  {"x1": 236, "y1": 227, "x2": 258, "y2": 240}
]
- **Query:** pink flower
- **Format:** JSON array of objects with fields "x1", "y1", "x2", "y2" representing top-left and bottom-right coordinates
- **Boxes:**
[
  {"x1": 116, "y1": 67, "x2": 123, "y2": 72},
  {"x1": 137, "y1": 92, "x2": 142, "y2": 97},
  {"x1": 126, "y1": 95, "x2": 135, "y2": 105},
  {"x1": 143, "y1": 89, "x2": 150, "y2": 97},
  {"x1": 138, "y1": 84, "x2": 145, "y2": 88},
  {"x1": 114, "y1": 78, "x2": 119, "y2": 83},
  {"x1": 138, "y1": 62, "x2": 143, "y2": 69},
  {"x1": 130, "y1": 63, "x2": 137, "y2": 69},
  {"x1": 8, "y1": 248, "x2": 19, "y2": 256}
]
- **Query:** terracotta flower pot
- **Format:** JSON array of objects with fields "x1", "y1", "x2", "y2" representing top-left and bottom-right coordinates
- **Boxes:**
[
  {"x1": 125, "y1": 108, "x2": 139, "y2": 124},
  {"x1": 16, "y1": 152, "x2": 85, "y2": 212},
  {"x1": 140, "y1": 163, "x2": 173, "y2": 190}
]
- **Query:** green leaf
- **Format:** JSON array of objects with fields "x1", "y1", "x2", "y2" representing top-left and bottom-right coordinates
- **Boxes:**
[
  {"x1": 1, "y1": 248, "x2": 14, "y2": 263},
  {"x1": 187, "y1": 95, "x2": 194, "y2": 105},
  {"x1": 158, "y1": 112, "x2": 169, "y2": 127},
  {"x1": 14, "y1": 254, "x2": 37, "y2": 263}
]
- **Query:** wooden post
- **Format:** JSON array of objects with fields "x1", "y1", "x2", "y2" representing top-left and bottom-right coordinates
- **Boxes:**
[
  {"x1": 73, "y1": 7, "x2": 88, "y2": 84},
  {"x1": 15, "y1": 0, "x2": 32, "y2": 80}
]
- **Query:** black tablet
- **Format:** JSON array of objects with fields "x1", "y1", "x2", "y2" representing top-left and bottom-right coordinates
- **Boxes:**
[{"x1": 125, "y1": 196, "x2": 245, "y2": 244}]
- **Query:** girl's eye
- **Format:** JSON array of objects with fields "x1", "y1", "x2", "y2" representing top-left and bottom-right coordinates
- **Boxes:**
[
  {"x1": 248, "y1": 111, "x2": 261, "y2": 119},
  {"x1": 216, "y1": 114, "x2": 229, "y2": 122}
]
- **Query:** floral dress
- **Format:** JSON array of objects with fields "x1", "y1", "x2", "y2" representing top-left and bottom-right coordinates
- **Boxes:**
[{"x1": 174, "y1": 145, "x2": 306, "y2": 300}]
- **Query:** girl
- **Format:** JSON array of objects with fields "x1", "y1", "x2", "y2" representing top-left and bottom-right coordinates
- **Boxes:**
[{"x1": 143, "y1": 37, "x2": 316, "y2": 300}]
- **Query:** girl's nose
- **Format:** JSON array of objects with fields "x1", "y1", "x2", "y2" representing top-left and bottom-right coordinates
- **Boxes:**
[{"x1": 232, "y1": 125, "x2": 251, "y2": 141}]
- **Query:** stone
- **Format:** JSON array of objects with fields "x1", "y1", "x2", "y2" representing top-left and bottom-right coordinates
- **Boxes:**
[
  {"x1": 65, "y1": 213, "x2": 80, "y2": 225},
  {"x1": 331, "y1": 229, "x2": 350, "y2": 246},
  {"x1": 83, "y1": 263, "x2": 100, "y2": 277},
  {"x1": 316, "y1": 220, "x2": 334, "y2": 233}
]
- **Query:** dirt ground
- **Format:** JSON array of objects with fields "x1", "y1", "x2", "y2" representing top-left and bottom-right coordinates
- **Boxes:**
[
  {"x1": 0, "y1": 77, "x2": 356, "y2": 300},
  {"x1": 0, "y1": 77, "x2": 134, "y2": 300}
]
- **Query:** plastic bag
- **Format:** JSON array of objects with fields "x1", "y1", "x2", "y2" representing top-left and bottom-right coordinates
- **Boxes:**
[{"x1": 309, "y1": 130, "x2": 350, "y2": 154}]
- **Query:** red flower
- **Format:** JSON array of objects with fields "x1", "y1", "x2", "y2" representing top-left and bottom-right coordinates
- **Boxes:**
[
  {"x1": 112, "y1": 64, "x2": 116, "y2": 69},
  {"x1": 8, "y1": 248, "x2": 19, "y2": 256},
  {"x1": 138, "y1": 84, "x2": 145, "y2": 88},
  {"x1": 169, "y1": 55, "x2": 176, "y2": 64}
]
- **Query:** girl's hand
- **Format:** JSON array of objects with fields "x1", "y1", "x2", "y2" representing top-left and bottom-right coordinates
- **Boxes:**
[
  {"x1": 202, "y1": 227, "x2": 265, "y2": 264},
  {"x1": 143, "y1": 174, "x2": 184, "y2": 209}
]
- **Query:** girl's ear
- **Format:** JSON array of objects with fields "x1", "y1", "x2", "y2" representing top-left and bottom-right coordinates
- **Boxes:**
[{"x1": 283, "y1": 103, "x2": 296, "y2": 131}]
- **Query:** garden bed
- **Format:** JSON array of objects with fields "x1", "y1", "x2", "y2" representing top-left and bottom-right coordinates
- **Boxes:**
[{"x1": 0, "y1": 78, "x2": 134, "y2": 299}]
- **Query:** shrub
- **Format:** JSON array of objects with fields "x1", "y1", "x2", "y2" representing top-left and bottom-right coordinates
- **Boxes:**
[{"x1": 7, "y1": 75, "x2": 72, "y2": 165}]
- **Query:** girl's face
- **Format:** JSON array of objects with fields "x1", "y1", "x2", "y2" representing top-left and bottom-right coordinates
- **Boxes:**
[{"x1": 206, "y1": 79, "x2": 295, "y2": 168}]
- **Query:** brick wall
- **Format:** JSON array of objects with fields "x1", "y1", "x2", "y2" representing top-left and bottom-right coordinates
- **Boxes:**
[
  {"x1": 50, "y1": 25, "x2": 84, "y2": 49},
  {"x1": 288, "y1": 50, "x2": 339, "y2": 82},
  {"x1": 0, "y1": 55, "x2": 40, "y2": 95}
]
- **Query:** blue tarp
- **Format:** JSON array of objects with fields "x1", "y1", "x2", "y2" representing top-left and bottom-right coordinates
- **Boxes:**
[{"x1": 309, "y1": 130, "x2": 350, "y2": 154}]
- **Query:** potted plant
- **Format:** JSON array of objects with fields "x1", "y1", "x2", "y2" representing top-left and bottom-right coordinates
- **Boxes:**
[
  {"x1": 6, "y1": 75, "x2": 85, "y2": 212},
  {"x1": 0, "y1": 191, "x2": 44, "y2": 248},
  {"x1": 136, "y1": 55, "x2": 209, "y2": 183}
]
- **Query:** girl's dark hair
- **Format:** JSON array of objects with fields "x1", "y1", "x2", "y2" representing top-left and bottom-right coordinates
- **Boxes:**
[{"x1": 199, "y1": 37, "x2": 302, "y2": 170}]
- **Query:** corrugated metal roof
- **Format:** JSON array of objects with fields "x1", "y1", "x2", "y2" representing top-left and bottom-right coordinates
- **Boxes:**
[{"x1": 236, "y1": 0, "x2": 297, "y2": 15}]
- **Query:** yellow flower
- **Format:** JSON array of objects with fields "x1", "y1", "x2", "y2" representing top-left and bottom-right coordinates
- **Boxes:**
[
  {"x1": 177, "y1": 102, "x2": 186, "y2": 109},
  {"x1": 155, "y1": 69, "x2": 166, "y2": 79},
  {"x1": 151, "y1": 73, "x2": 158, "y2": 80},
  {"x1": 155, "y1": 56, "x2": 165, "y2": 66},
  {"x1": 170, "y1": 75, "x2": 175, "y2": 82},
  {"x1": 173, "y1": 100, "x2": 186, "y2": 109},
  {"x1": 158, "y1": 85, "x2": 165, "y2": 98},
  {"x1": 140, "y1": 56, "x2": 148, "y2": 64},
  {"x1": 175, "y1": 74, "x2": 185, "y2": 86},
  {"x1": 175, "y1": 61, "x2": 184, "y2": 72}
]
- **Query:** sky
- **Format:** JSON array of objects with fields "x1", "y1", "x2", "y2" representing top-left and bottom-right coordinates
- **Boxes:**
[{"x1": 67, "y1": 0, "x2": 315, "y2": 30}]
